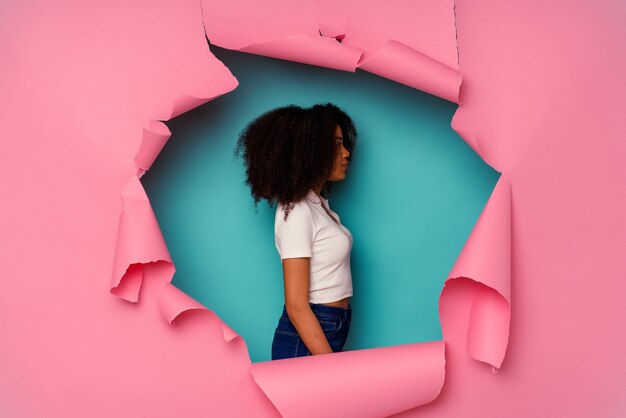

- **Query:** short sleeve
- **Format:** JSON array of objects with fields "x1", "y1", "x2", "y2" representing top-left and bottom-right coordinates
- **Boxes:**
[{"x1": 275, "y1": 203, "x2": 315, "y2": 259}]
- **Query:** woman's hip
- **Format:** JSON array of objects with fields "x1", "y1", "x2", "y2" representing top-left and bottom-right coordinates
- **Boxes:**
[{"x1": 271, "y1": 303, "x2": 352, "y2": 360}]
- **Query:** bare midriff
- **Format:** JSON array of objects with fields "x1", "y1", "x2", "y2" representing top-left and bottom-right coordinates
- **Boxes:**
[{"x1": 320, "y1": 296, "x2": 350, "y2": 308}]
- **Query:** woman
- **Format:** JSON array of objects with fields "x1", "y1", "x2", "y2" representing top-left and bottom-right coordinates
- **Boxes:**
[{"x1": 236, "y1": 103, "x2": 357, "y2": 360}]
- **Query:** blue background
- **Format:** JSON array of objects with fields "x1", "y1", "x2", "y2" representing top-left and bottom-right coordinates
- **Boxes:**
[{"x1": 141, "y1": 45, "x2": 499, "y2": 362}]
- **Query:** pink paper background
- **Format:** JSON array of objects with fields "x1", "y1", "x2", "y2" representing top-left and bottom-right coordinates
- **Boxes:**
[{"x1": 2, "y1": 0, "x2": 624, "y2": 417}]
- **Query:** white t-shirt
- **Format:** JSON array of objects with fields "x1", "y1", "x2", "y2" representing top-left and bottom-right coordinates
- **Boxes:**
[{"x1": 274, "y1": 189, "x2": 353, "y2": 304}]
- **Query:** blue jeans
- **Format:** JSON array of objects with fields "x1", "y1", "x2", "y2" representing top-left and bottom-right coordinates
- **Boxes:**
[{"x1": 271, "y1": 303, "x2": 352, "y2": 360}]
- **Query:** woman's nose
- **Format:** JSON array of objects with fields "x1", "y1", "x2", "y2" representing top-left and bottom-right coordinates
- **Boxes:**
[{"x1": 342, "y1": 145, "x2": 350, "y2": 158}]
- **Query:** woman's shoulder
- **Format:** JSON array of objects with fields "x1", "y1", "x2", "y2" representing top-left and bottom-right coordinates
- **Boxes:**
[{"x1": 275, "y1": 199, "x2": 315, "y2": 225}]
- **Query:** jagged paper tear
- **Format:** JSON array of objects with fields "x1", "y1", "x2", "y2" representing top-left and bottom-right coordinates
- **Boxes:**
[
  {"x1": 440, "y1": 174, "x2": 511, "y2": 369},
  {"x1": 111, "y1": 176, "x2": 172, "y2": 302},
  {"x1": 107, "y1": 0, "x2": 511, "y2": 416},
  {"x1": 201, "y1": 0, "x2": 460, "y2": 103},
  {"x1": 159, "y1": 282, "x2": 240, "y2": 343},
  {"x1": 251, "y1": 341, "x2": 445, "y2": 418}
]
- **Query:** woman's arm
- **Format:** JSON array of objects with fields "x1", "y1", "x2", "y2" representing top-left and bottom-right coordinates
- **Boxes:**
[{"x1": 282, "y1": 257, "x2": 333, "y2": 355}]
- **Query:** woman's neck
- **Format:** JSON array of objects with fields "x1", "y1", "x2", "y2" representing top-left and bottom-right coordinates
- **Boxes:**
[{"x1": 311, "y1": 182, "x2": 324, "y2": 196}]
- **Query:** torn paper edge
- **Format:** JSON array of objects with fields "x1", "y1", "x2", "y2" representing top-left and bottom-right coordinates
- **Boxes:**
[
  {"x1": 107, "y1": 1, "x2": 512, "y2": 415},
  {"x1": 250, "y1": 341, "x2": 446, "y2": 418},
  {"x1": 202, "y1": 1, "x2": 460, "y2": 103},
  {"x1": 441, "y1": 174, "x2": 512, "y2": 369},
  {"x1": 159, "y1": 282, "x2": 241, "y2": 342},
  {"x1": 211, "y1": 33, "x2": 461, "y2": 103}
]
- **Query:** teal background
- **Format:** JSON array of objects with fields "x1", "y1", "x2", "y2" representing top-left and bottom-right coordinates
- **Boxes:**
[{"x1": 141, "y1": 45, "x2": 499, "y2": 363}]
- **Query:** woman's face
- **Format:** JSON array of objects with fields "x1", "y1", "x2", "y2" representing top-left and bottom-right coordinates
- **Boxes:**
[{"x1": 328, "y1": 125, "x2": 350, "y2": 181}]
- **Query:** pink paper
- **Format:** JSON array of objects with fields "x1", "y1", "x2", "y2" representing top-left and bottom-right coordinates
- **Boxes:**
[
  {"x1": 203, "y1": 0, "x2": 461, "y2": 101},
  {"x1": 135, "y1": 121, "x2": 171, "y2": 175},
  {"x1": 111, "y1": 177, "x2": 172, "y2": 302},
  {"x1": 202, "y1": 0, "x2": 361, "y2": 71},
  {"x1": 159, "y1": 282, "x2": 240, "y2": 343},
  {"x1": 358, "y1": 38, "x2": 461, "y2": 103},
  {"x1": 3, "y1": 0, "x2": 624, "y2": 416},
  {"x1": 443, "y1": 174, "x2": 512, "y2": 369},
  {"x1": 251, "y1": 341, "x2": 445, "y2": 418},
  {"x1": 240, "y1": 34, "x2": 362, "y2": 72}
]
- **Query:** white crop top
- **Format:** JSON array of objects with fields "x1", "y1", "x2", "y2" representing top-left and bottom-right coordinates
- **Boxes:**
[{"x1": 274, "y1": 189, "x2": 353, "y2": 304}]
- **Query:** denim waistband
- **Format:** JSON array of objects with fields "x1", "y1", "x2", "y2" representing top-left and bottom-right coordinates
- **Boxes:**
[
  {"x1": 310, "y1": 302, "x2": 351, "y2": 313},
  {"x1": 281, "y1": 303, "x2": 351, "y2": 320}
]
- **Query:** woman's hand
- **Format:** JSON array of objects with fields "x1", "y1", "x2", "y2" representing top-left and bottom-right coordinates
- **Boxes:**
[{"x1": 282, "y1": 257, "x2": 333, "y2": 355}]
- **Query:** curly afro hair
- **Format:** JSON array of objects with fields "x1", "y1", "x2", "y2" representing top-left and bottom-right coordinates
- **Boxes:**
[{"x1": 235, "y1": 103, "x2": 357, "y2": 219}]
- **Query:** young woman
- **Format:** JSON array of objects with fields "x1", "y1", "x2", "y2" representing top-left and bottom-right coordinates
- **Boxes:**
[{"x1": 236, "y1": 103, "x2": 357, "y2": 360}]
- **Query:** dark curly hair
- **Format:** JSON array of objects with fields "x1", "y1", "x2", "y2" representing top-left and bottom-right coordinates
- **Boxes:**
[{"x1": 235, "y1": 103, "x2": 357, "y2": 219}]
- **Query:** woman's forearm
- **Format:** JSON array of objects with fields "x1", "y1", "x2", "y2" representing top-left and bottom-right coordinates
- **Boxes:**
[{"x1": 286, "y1": 304, "x2": 333, "y2": 355}]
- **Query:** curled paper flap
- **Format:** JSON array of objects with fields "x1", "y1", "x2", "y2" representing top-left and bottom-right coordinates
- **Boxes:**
[
  {"x1": 467, "y1": 284, "x2": 510, "y2": 368},
  {"x1": 202, "y1": 0, "x2": 360, "y2": 73},
  {"x1": 358, "y1": 39, "x2": 461, "y2": 103},
  {"x1": 110, "y1": 176, "x2": 172, "y2": 302},
  {"x1": 442, "y1": 174, "x2": 512, "y2": 368},
  {"x1": 4, "y1": 0, "x2": 621, "y2": 415},
  {"x1": 111, "y1": 263, "x2": 144, "y2": 303},
  {"x1": 201, "y1": 0, "x2": 320, "y2": 49},
  {"x1": 202, "y1": 0, "x2": 460, "y2": 101},
  {"x1": 240, "y1": 34, "x2": 361, "y2": 72},
  {"x1": 451, "y1": 108, "x2": 482, "y2": 156},
  {"x1": 250, "y1": 341, "x2": 445, "y2": 418},
  {"x1": 148, "y1": 84, "x2": 240, "y2": 124},
  {"x1": 159, "y1": 282, "x2": 240, "y2": 342},
  {"x1": 135, "y1": 120, "x2": 171, "y2": 175},
  {"x1": 448, "y1": 174, "x2": 511, "y2": 301},
  {"x1": 142, "y1": 87, "x2": 240, "y2": 175},
  {"x1": 318, "y1": 22, "x2": 346, "y2": 40},
  {"x1": 319, "y1": 0, "x2": 459, "y2": 71},
  {"x1": 169, "y1": 93, "x2": 226, "y2": 120},
  {"x1": 111, "y1": 0, "x2": 506, "y2": 415}
]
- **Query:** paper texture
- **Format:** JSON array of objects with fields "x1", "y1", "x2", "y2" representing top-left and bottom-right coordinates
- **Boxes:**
[
  {"x1": 159, "y1": 282, "x2": 240, "y2": 342},
  {"x1": 111, "y1": 177, "x2": 172, "y2": 302},
  {"x1": 251, "y1": 341, "x2": 445, "y2": 418},
  {"x1": 442, "y1": 175, "x2": 511, "y2": 369},
  {"x1": 202, "y1": 0, "x2": 460, "y2": 102},
  {"x1": 4, "y1": 0, "x2": 623, "y2": 416}
]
